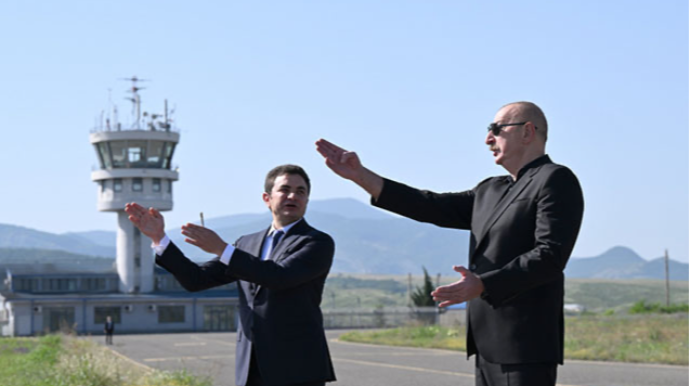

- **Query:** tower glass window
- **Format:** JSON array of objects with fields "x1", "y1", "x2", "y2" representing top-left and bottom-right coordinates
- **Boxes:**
[
  {"x1": 152, "y1": 178, "x2": 161, "y2": 192},
  {"x1": 147, "y1": 141, "x2": 165, "y2": 168},
  {"x1": 96, "y1": 143, "x2": 112, "y2": 169},
  {"x1": 114, "y1": 178, "x2": 123, "y2": 192},
  {"x1": 132, "y1": 178, "x2": 143, "y2": 192},
  {"x1": 162, "y1": 143, "x2": 176, "y2": 169},
  {"x1": 128, "y1": 141, "x2": 147, "y2": 168},
  {"x1": 110, "y1": 141, "x2": 127, "y2": 168}
]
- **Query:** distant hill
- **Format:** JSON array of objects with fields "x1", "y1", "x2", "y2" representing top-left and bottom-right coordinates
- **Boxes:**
[
  {"x1": 62, "y1": 230, "x2": 115, "y2": 248},
  {"x1": 0, "y1": 248, "x2": 114, "y2": 274},
  {"x1": 566, "y1": 246, "x2": 689, "y2": 280},
  {"x1": 0, "y1": 199, "x2": 687, "y2": 279},
  {"x1": 0, "y1": 224, "x2": 115, "y2": 258},
  {"x1": 167, "y1": 203, "x2": 470, "y2": 275}
]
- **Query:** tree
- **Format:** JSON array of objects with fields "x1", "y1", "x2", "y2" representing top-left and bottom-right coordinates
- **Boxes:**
[{"x1": 411, "y1": 267, "x2": 435, "y2": 307}]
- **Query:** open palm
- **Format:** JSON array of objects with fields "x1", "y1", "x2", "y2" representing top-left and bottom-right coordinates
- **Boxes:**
[{"x1": 315, "y1": 139, "x2": 363, "y2": 181}]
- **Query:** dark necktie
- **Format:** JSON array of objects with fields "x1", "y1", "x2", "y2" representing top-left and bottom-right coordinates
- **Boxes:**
[
  {"x1": 250, "y1": 230, "x2": 286, "y2": 293},
  {"x1": 268, "y1": 230, "x2": 284, "y2": 261}
]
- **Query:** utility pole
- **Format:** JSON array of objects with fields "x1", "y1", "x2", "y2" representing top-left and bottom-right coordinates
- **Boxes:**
[
  {"x1": 407, "y1": 273, "x2": 413, "y2": 307},
  {"x1": 664, "y1": 249, "x2": 670, "y2": 307}
]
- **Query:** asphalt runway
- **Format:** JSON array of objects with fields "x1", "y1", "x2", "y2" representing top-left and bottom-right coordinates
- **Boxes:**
[{"x1": 89, "y1": 331, "x2": 688, "y2": 386}]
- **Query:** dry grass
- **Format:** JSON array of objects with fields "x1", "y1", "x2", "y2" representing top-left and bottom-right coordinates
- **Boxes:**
[
  {"x1": 0, "y1": 334, "x2": 211, "y2": 386},
  {"x1": 340, "y1": 314, "x2": 689, "y2": 365}
]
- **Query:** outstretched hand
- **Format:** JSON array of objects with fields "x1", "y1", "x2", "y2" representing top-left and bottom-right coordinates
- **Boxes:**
[
  {"x1": 181, "y1": 223, "x2": 228, "y2": 256},
  {"x1": 124, "y1": 202, "x2": 166, "y2": 244},
  {"x1": 431, "y1": 265, "x2": 485, "y2": 308},
  {"x1": 315, "y1": 138, "x2": 384, "y2": 199},
  {"x1": 315, "y1": 139, "x2": 364, "y2": 182}
]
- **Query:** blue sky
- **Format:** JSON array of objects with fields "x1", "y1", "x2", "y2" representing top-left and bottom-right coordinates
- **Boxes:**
[{"x1": 0, "y1": 1, "x2": 687, "y2": 262}]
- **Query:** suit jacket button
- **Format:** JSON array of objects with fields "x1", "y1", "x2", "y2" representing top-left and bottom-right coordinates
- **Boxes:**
[{"x1": 470, "y1": 264, "x2": 477, "y2": 271}]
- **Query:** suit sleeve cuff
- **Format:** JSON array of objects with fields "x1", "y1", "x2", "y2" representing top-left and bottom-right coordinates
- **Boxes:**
[
  {"x1": 152, "y1": 235, "x2": 171, "y2": 256},
  {"x1": 219, "y1": 244, "x2": 236, "y2": 266}
]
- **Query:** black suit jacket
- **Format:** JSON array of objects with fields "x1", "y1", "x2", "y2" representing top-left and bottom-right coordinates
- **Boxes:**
[
  {"x1": 373, "y1": 155, "x2": 584, "y2": 365},
  {"x1": 156, "y1": 219, "x2": 336, "y2": 386}
]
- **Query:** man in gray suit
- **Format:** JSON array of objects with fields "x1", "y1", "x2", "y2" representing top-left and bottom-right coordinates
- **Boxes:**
[
  {"x1": 316, "y1": 101, "x2": 584, "y2": 386},
  {"x1": 125, "y1": 164, "x2": 336, "y2": 386}
]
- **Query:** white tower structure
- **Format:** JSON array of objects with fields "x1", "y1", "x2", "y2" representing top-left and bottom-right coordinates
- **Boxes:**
[{"x1": 90, "y1": 77, "x2": 179, "y2": 294}]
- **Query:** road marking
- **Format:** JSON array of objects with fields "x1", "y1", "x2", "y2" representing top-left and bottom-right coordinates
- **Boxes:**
[
  {"x1": 334, "y1": 357, "x2": 582, "y2": 386},
  {"x1": 330, "y1": 338, "x2": 459, "y2": 355},
  {"x1": 190, "y1": 335, "x2": 237, "y2": 347},
  {"x1": 106, "y1": 347, "x2": 155, "y2": 373},
  {"x1": 333, "y1": 357, "x2": 474, "y2": 378},
  {"x1": 174, "y1": 342, "x2": 207, "y2": 347}
]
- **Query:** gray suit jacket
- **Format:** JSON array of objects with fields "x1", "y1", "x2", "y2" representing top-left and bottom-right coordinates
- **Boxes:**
[{"x1": 156, "y1": 218, "x2": 336, "y2": 385}]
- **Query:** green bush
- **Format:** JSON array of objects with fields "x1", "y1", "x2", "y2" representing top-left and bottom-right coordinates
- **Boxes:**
[{"x1": 629, "y1": 300, "x2": 689, "y2": 314}]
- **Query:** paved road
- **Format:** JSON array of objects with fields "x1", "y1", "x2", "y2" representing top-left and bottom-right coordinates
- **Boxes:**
[{"x1": 89, "y1": 331, "x2": 688, "y2": 386}]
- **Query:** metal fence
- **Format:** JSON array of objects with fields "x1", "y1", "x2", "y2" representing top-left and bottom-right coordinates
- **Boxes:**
[{"x1": 323, "y1": 307, "x2": 465, "y2": 329}]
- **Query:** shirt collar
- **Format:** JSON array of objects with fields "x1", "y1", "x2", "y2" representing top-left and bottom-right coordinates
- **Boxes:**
[
  {"x1": 270, "y1": 218, "x2": 302, "y2": 236},
  {"x1": 515, "y1": 154, "x2": 551, "y2": 181}
]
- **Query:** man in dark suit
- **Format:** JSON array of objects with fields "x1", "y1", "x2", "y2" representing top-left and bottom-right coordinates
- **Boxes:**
[
  {"x1": 125, "y1": 164, "x2": 336, "y2": 386},
  {"x1": 104, "y1": 315, "x2": 114, "y2": 345},
  {"x1": 316, "y1": 101, "x2": 584, "y2": 386}
]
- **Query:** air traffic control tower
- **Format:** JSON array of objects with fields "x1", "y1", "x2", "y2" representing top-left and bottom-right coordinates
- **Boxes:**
[{"x1": 90, "y1": 77, "x2": 179, "y2": 294}]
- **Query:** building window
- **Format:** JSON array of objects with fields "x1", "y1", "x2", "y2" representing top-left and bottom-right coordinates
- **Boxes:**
[
  {"x1": 114, "y1": 178, "x2": 123, "y2": 192},
  {"x1": 14, "y1": 278, "x2": 36, "y2": 292},
  {"x1": 83, "y1": 278, "x2": 107, "y2": 291},
  {"x1": 152, "y1": 178, "x2": 161, "y2": 192},
  {"x1": 128, "y1": 140, "x2": 147, "y2": 167},
  {"x1": 132, "y1": 178, "x2": 143, "y2": 192},
  {"x1": 158, "y1": 305, "x2": 185, "y2": 323},
  {"x1": 100, "y1": 180, "x2": 106, "y2": 193},
  {"x1": 110, "y1": 141, "x2": 127, "y2": 168},
  {"x1": 96, "y1": 143, "x2": 112, "y2": 169},
  {"x1": 94, "y1": 307, "x2": 121, "y2": 324},
  {"x1": 168, "y1": 180, "x2": 172, "y2": 193},
  {"x1": 42, "y1": 307, "x2": 75, "y2": 333},
  {"x1": 147, "y1": 141, "x2": 165, "y2": 168},
  {"x1": 162, "y1": 143, "x2": 176, "y2": 169},
  {"x1": 42, "y1": 278, "x2": 78, "y2": 292}
]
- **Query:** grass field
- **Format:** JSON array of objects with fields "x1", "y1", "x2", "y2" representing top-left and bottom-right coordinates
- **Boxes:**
[
  {"x1": 0, "y1": 334, "x2": 210, "y2": 386},
  {"x1": 339, "y1": 314, "x2": 689, "y2": 365},
  {"x1": 323, "y1": 274, "x2": 689, "y2": 313}
]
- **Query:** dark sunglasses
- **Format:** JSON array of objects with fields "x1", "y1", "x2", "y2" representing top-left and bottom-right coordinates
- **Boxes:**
[{"x1": 487, "y1": 122, "x2": 527, "y2": 136}]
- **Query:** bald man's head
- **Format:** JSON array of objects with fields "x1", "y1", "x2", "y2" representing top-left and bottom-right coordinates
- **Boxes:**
[{"x1": 501, "y1": 101, "x2": 548, "y2": 142}]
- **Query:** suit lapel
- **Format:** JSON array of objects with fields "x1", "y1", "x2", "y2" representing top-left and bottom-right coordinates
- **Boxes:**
[
  {"x1": 255, "y1": 219, "x2": 310, "y2": 295},
  {"x1": 474, "y1": 169, "x2": 536, "y2": 250},
  {"x1": 245, "y1": 227, "x2": 270, "y2": 297}
]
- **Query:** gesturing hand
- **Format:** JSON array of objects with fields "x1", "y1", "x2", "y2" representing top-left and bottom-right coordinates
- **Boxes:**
[
  {"x1": 181, "y1": 223, "x2": 228, "y2": 256},
  {"x1": 125, "y1": 202, "x2": 165, "y2": 244},
  {"x1": 315, "y1": 139, "x2": 364, "y2": 182},
  {"x1": 431, "y1": 265, "x2": 485, "y2": 308}
]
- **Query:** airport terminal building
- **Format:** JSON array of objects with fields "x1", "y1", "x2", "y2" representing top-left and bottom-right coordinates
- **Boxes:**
[
  {"x1": 0, "y1": 267, "x2": 238, "y2": 336},
  {"x1": 0, "y1": 81, "x2": 240, "y2": 337}
]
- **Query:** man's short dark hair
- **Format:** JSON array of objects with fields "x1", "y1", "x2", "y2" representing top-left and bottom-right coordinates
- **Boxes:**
[{"x1": 264, "y1": 164, "x2": 311, "y2": 194}]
